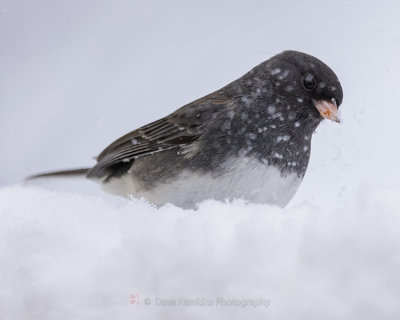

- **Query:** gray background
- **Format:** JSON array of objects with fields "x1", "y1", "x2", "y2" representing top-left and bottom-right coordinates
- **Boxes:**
[{"x1": 1, "y1": 0, "x2": 399, "y2": 204}]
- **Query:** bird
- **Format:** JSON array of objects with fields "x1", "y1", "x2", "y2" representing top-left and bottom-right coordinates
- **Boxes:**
[{"x1": 29, "y1": 50, "x2": 343, "y2": 209}]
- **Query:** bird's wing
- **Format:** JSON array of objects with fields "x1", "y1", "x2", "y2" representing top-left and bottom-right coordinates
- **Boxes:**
[{"x1": 87, "y1": 93, "x2": 234, "y2": 180}]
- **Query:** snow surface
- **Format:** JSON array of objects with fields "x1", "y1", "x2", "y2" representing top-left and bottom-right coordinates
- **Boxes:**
[{"x1": 1, "y1": 183, "x2": 400, "y2": 319}]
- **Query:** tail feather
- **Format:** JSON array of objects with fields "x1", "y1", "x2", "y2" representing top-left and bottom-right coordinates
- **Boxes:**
[{"x1": 26, "y1": 168, "x2": 90, "y2": 180}]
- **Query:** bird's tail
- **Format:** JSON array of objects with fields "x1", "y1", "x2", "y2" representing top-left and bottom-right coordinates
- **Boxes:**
[{"x1": 26, "y1": 168, "x2": 90, "y2": 180}]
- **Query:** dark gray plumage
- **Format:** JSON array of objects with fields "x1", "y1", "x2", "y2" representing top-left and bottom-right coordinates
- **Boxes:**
[{"x1": 30, "y1": 50, "x2": 343, "y2": 208}]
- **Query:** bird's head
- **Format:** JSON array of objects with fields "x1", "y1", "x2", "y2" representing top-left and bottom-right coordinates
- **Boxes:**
[{"x1": 266, "y1": 50, "x2": 343, "y2": 123}]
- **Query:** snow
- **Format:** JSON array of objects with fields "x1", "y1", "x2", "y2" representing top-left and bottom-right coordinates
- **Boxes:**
[{"x1": 1, "y1": 184, "x2": 400, "y2": 319}]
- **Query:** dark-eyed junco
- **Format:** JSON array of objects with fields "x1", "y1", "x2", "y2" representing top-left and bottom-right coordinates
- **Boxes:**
[{"x1": 30, "y1": 51, "x2": 343, "y2": 209}]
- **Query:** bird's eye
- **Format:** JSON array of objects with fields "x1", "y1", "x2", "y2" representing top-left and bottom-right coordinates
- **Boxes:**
[{"x1": 302, "y1": 74, "x2": 316, "y2": 90}]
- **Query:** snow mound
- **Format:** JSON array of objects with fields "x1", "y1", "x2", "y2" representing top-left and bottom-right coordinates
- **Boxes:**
[{"x1": 1, "y1": 185, "x2": 400, "y2": 319}]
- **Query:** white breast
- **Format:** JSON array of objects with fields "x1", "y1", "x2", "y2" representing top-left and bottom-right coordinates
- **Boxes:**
[{"x1": 103, "y1": 157, "x2": 303, "y2": 209}]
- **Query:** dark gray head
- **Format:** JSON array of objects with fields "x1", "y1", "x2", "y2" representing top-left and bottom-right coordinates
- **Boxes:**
[{"x1": 264, "y1": 50, "x2": 343, "y2": 123}]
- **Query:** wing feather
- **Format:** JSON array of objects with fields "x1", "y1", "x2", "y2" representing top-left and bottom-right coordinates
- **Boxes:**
[
  {"x1": 88, "y1": 117, "x2": 200, "y2": 180},
  {"x1": 87, "y1": 91, "x2": 235, "y2": 180}
]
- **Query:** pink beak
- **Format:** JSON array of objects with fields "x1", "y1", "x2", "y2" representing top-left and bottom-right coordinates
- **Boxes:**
[{"x1": 313, "y1": 99, "x2": 340, "y2": 123}]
